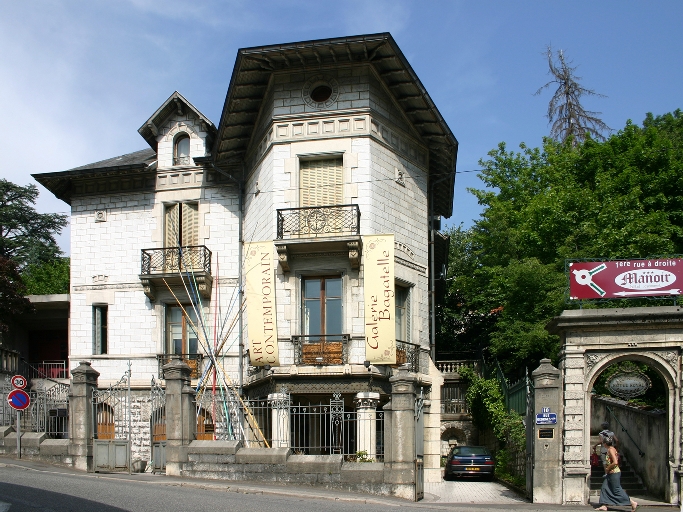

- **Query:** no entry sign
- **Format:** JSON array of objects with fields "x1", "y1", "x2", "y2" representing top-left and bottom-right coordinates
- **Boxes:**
[
  {"x1": 7, "y1": 389, "x2": 30, "y2": 411},
  {"x1": 569, "y1": 258, "x2": 683, "y2": 300}
]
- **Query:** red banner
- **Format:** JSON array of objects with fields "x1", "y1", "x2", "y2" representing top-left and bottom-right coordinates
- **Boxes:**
[{"x1": 568, "y1": 258, "x2": 683, "y2": 300}]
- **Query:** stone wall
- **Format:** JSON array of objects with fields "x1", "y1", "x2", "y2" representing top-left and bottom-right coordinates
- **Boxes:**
[{"x1": 592, "y1": 395, "x2": 667, "y2": 499}]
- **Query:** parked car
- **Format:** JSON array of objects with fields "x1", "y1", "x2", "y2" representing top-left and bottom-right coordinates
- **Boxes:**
[{"x1": 444, "y1": 446, "x2": 495, "y2": 480}]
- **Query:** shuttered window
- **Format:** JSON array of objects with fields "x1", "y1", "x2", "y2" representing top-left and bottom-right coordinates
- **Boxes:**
[
  {"x1": 300, "y1": 158, "x2": 343, "y2": 207},
  {"x1": 165, "y1": 202, "x2": 198, "y2": 247}
]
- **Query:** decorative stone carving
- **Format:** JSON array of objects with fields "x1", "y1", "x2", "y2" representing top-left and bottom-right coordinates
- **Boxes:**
[
  {"x1": 276, "y1": 245, "x2": 290, "y2": 272},
  {"x1": 347, "y1": 241, "x2": 361, "y2": 269},
  {"x1": 585, "y1": 352, "x2": 608, "y2": 371},
  {"x1": 141, "y1": 278, "x2": 156, "y2": 302},
  {"x1": 194, "y1": 275, "x2": 213, "y2": 300},
  {"x1": 659, "y1": 350, "x2": 679, "y2": 369}
]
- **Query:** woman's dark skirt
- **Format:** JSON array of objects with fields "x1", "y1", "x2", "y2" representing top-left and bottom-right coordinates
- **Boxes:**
[{"x1": 600, "y1": 472, "x2": 631, "y2": 506}]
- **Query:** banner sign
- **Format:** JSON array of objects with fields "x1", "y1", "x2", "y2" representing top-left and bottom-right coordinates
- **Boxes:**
[
  {"x1": 245, "y1": 241, "x2": 279, "y2": 366},
  {"x1": 568, "y1": 258, "x2": 683, "y2": 300},
  {"x1": 363, "y1": 234, "x2": 396, "y2": 364}
]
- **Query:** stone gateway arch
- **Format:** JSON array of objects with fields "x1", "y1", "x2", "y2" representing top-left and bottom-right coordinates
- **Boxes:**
[{"x1": 537, "y1": 306, "x2": 682, "y2": 505}]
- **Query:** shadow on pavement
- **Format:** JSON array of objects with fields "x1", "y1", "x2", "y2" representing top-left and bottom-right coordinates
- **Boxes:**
[{"x1": 0, "y1": 482, "x2": 128, "y2": 512}]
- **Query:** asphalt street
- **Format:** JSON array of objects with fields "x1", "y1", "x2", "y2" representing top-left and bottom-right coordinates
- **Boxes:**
[{"x1": 0, "y1": 459, "x2": 674, "y2": 512}]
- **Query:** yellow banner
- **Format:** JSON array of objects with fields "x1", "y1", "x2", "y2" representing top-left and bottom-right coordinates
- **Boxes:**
[
  {"x1": 363, "y1": 234, "x2": 396, "y2": 364},
  {"x1": 244, "y1": 241, "x2": 279, "y2": 366}
]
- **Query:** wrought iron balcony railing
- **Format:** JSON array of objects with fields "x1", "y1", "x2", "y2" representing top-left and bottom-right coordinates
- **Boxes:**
[
  {"x1": 141, "y1": 246, "x2": 211, "y2": 275},
  {"x1": 292, "y1": 334, "x2": 350, "y2": 365},
  {"x1": 157, "y1": 354, "x2": 203, "y2": 379},
  {"x1": 173, "y1": 155, "x2": 192, "y2": 166},
  {"x1": 395, "y1": 340, "x2": 420, "y2": 373},
  {"x1": 277, "y1": 204, "x2": 360, "y2": 239},
  {"x1": 22, "y1": 360, "x2": 68, "y2": 380}
]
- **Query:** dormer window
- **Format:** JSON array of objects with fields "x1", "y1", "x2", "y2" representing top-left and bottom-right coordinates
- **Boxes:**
[{"x1": 174, "y1": 134, "x2": 191, "y2": 165}]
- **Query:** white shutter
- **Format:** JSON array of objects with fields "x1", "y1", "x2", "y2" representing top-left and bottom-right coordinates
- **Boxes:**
[{"x1": 300, "y1": 158, "x2": 343, "y2": 207}]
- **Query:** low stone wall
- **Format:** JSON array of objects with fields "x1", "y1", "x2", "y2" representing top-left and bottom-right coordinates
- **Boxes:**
[
  {"x1": 180, "y1": 441, "x2": 399, "y2": 498},
  {"x1": 592, "y1": 396, "x2": 667, "y2": 499},
  {"x1": 0, "y1": 426, "x2": 74, "y2": 467}
]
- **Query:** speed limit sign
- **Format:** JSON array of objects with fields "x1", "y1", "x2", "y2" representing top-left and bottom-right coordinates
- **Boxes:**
[{"x1": 11, "y1": 375, "x2": 27, "y2": 389}]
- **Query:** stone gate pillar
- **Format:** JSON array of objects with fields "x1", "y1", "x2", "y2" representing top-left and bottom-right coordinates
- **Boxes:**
[
  {"x1": 532, "y1": 358, "x2": 563, "y2": 504},
  {"x1": 164, "y1": 359, "x2": 195, "y2": 476},
  {"x1": 355, "y1": 391, "x2": 380, "y2": 458},
  {"x1": 69, "y1": 361, "x2": 100, "y2": 472},
  {"x1": 384, "y1": 367, "x2": 418, "y2": 500},
  {"x1": 268, "y1": 392, "x2": 291, "y2": 448}
]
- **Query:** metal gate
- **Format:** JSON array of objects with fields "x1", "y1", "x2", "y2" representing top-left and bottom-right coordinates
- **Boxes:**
[
  {"x1": 27, "y1": 382, "x2": 69, "y2": 438},
  {"x1": 0, "y1": 376, "x2": 13, "y2": 428},
  {"x1": 414, "y1": 387, "x2": 425, "y2": 502},
  {"x1": 525, "y1": 378, "x2": 535, "y2": 500},
  {"x1": 92, "y1": 370, "x2": 131, "y2": 472},
  {"x1": 150, "y1": 377, "x2": 166, "y2": 473}
]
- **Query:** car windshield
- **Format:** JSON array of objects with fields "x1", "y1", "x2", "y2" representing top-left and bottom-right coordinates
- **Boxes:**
[{"x1": 452, "y1": 446, "x2": 489, "y2": 456}]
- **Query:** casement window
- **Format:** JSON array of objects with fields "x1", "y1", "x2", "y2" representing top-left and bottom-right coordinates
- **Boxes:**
[
  {"x1": 300, "y1": 158, "x2": 343, "y2": 207},
  {"x1": 93, "y1": 305, "x2": 108, "y2": 355},
  {"x1": 165, "y1": 202, "x2": 198, "y2": 248},
  {"x1": 174, "y1": 134, "x2": 191, "y2": 165},
  {"x1": 395, "y1": 285, "x2": 410, "y2": 342},
  {"x1": 166, "y1": 305, "x2": 198, "y2": 355},
  {"x1": 302, "y1": 276, "x2": 342, "y2": 340}
]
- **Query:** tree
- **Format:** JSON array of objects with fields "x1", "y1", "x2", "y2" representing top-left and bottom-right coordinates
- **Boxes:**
[
  {"x1": 23, "y1": 257, "x2": 70, "y2": 295},
  {"x1": 535, "y1": 46, "x2": 611, "y2": 145},
  {"x1": 0, "y1": 257, "x2": 34, "y2": 331},
  {"x1": 0, "y1": 180, "x2": 68, "y2": 269},
  {"x1": 441, "y1": 110, "x2": 683, "y2": 374}
]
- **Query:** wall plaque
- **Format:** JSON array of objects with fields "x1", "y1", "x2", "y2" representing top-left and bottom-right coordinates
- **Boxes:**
[{"x1": 606, "y1": 370, "x2": 651, "y2": 399}]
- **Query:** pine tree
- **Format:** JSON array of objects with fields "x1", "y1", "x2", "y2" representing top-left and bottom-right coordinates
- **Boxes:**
[{"x1": 535, "y1": 46, "x2": 611, "y2": 144}]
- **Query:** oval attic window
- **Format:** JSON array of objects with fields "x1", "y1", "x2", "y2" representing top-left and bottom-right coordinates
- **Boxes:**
[{"x1": 310, "y1": 85, "x2": 332, "y2": 103}]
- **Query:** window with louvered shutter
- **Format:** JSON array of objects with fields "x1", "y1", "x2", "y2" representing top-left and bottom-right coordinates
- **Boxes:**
[
  {"x1": 300, "y1": 158, "x2": 343, "y2": 207},
  {"x1": 181, "y1": 203, "x2": 198, "y2": 246},
  {"x1": 165, "y1": 204, "x2": 179, "y2": 247}
]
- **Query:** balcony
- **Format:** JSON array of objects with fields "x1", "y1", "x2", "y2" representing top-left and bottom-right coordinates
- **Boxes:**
[
  {"x1": 157, "y1": 354, "x2": 203, "y2": 379},
  {"x1": 139, "y1": 245, "x2": 212, "y2": 301},
  {"x1": 274, "y1": 205, "x2": 361, "y2": 272},
  {"x1": 395, "y1": 340, "x2": 421, "y2": 373},
  {"x1": 173, "y1": 155, "x2": 192, "y2": 166},
  {"x1": 22, "y1": 360, "x2": 68, "y2": 380},
  {"x1": 292, "y1": 334, "x2": 350, "y2": 365}
]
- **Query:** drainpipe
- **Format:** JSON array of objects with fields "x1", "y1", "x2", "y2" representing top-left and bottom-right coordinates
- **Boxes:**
[
  {"x1": 428, "y1": 173, "x2": 454, "y2": 362},
  {"x1": 207, "y1": 162, "x2": 245, "y2": 395}
]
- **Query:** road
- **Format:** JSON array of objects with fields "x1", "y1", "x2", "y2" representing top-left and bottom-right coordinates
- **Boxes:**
[{"x1": 0, "y1": 459, "x2": 672, "y2": 511}]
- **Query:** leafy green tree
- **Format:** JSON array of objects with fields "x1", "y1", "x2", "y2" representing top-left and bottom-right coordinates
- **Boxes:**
[
  {"x1": 0, "y1": 257, "x2": 33, "y2": 331},
  {"x1": 535, "y1": 46, "x2": 611, "y2": 144},
  {"x1": 0, "y1": 180, "x2": 67, "y2": 269},
  {"x1": 23, "y1": 257, "x2": 70, "y2": 295},
  {"x1": 441, "y1": 110, "x2": 683, "y2": 374}
]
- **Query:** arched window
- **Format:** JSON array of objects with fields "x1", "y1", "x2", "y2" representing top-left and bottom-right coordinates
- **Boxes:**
[{"x1": 174, "y1": 134, "x2": 191, "y2": 165}]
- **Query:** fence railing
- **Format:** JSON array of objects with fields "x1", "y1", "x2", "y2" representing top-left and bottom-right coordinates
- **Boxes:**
[
  {"x1": 436, "y1": 360, "x2": 481, "y2": 374},
  {"x1": 22, "y1": 360, "x2": 68, "y2": 380},
  {"x1": 141, "y1": 245, "x2": 212, "y2": 275},
  {"x1": 292, "y1": 335, "x2": 350, "y2": 365},
  {"x1": 396, "y1": 340, "x2": 420, "y2": 373},
  {"x1": 441, "y1": 382, "x2": 470, "y2": 414},
  {"x1": 276, "y1": 204, "x2": 361, "y2": 239},
  {"x1": 194, "y1": 392, "x2": 384, "y2": 461},
  {"x1": 157, "y1": 354, "x2": 204, "y2": 379}
]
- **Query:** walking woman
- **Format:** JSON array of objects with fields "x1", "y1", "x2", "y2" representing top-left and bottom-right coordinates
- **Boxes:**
[{"x1": 596, "y1": 434, "x2": 637, "y2": 511}]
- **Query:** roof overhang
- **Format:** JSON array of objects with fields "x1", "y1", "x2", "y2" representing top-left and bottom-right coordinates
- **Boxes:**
[{"x1": 213, "y1": 33, "x2": 458, "y2": 217}]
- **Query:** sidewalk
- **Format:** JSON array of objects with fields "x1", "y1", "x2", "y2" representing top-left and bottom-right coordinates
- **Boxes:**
[{"x1": 0, "y1": 457, "x2": 675, "y2": 511}]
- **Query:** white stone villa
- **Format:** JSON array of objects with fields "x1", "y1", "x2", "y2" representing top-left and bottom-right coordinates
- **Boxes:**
[{"x1": 32, "y1": 33, "x2": 457, "y2": 478}]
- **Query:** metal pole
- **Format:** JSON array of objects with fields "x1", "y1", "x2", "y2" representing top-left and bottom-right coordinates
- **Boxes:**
[
  {"x1": 16, "y1": 410, "x2": 20, "y2": 459},
  {"x1": 127, "y1": 360, "x2": 132, "y2": 474}
]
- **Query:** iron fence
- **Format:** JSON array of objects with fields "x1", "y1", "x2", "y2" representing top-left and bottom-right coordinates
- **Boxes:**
[
  {"x1": 92, "y1": 373, "x2": 131, "y2": 441},
  {"x1": 276, "y1": 204, "x2": 361, "y2": 239},
  {"x1": 0, "y1": 375, "x2": 12, "y2": 427},
  {"x1": 292, "y1": 335, "x2": 350, "y2": 365},
  {"x1": 22, "y1": 360, "x2": 68, "y2": 380},
  {"x1": 193, "y1": 391, "x2": 384, "y2": 461},
  {"x1": 24, "y1": 382, "x2": 70, "y2": 438},
  {"x1": 141, "y1": 245, "x2": 212, "y2": 275},
  {"x1": 396, "y1": 340, "x2": 420, "y2": 373},
  {"x1": 441, "y1": 382, "x2": 469, "y2": 414}
]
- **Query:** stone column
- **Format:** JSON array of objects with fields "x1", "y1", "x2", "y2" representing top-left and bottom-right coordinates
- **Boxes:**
[
  {"x1": 164, "y1": 360, "x2": 195, "y2": 476},
  {"x1": 384, "y1": 367, "x2": 418, "y2": 500},
  {"x1": 532, "y1": 358, "x2": 563, "y2": 504},
  {"x1": 69, "y1": 361, "x2": 100, "y2": 472},
  {"x1": 354, "y1": 391, "x2": 380, "y2": 458},
  {"x1": 268, "y1": 392, "x2": 291, "y2": 448}
]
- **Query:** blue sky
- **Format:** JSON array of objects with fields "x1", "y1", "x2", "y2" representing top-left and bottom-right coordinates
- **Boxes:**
[{"x1": 1, "y1": 1, "x2": 681, "y2": 253}]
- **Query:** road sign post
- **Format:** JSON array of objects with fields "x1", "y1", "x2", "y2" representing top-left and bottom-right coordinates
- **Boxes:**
[
  {"x1": 8, "y1": 385, "x2": 31, "y2": 459},
  {"x1": 16, "y1": 410, "x2": 20, "y2": 459}
]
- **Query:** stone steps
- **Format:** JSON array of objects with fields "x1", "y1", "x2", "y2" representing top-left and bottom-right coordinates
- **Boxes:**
[{"x1": 589, "y1": 458, "x2": 647, "y2": 496}]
